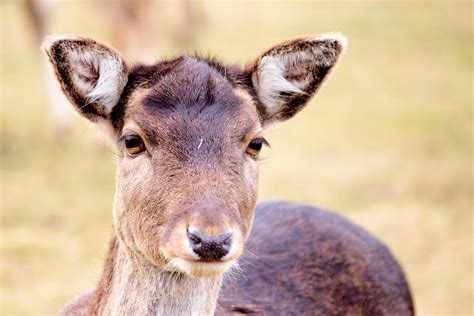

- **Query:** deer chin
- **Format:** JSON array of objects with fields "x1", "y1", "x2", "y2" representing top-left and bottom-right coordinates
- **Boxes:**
[{"x1": 168, "y1": 257, "x2": 237, "y2": 277}]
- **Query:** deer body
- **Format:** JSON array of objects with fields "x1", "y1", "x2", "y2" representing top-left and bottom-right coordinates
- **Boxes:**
[
  {"x1": 218, "y1": 201, "x2": 413, "y2": 315},
  {"x1": 44, "y1": 34, "x2": 414, "y2": 315}
]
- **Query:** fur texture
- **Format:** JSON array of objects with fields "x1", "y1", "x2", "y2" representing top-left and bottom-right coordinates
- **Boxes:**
[{"x1": 217, "y1": 201, "x2": 414, "y2": 315}]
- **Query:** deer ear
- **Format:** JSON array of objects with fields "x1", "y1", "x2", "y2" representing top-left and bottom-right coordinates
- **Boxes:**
[
  {"x1": 248, "y1": 33, "x2": 347, "y2": 125},
  {"x1": 42, "y1": 36, "x2": 128, "y2": 123}
]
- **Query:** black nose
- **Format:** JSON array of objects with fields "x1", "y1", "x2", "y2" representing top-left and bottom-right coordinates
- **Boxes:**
[{"x1": 187, "y1": 228, "x2": 232, "y2": 260}]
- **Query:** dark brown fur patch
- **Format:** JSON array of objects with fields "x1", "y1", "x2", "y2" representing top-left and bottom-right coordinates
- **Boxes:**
[
  {"x1": 110, "y1": 55, "x2": 263, "y2": 132},
  {"x1": 111, "y1": 57, "x2": 186, "y2": 130},
  {"x1": 217, "y1": 201, "x2": 414, "y2": 315}
]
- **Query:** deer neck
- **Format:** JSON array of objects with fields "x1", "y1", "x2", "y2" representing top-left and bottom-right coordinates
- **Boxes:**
[{"x1": 90, "y1": 235, "x2": 223, "y2": 316}]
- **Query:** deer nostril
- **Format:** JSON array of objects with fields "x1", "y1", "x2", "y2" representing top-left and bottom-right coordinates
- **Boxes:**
[
  {"x1": 222, "y1": 232, "x2": 233, "y2": 246},
  {"x1": 187, "y1": 230, "x2": 201, "y2": 245},
  {"x1": 187, "y1": 228, "x2": 233, "y2": 260}
]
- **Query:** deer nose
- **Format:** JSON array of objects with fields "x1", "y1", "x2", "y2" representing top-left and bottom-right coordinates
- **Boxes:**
[{"x1": 187, "y1": 228, "x2": 232, "y2": 260}]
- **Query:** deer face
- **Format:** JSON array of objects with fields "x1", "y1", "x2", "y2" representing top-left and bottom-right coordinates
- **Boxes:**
[
  {"x1": 44, "y1": 34, "x2": 346, "y2": 277},
  {"x1": 113, "y1": 58, "x2": 263, "y2": 276}
]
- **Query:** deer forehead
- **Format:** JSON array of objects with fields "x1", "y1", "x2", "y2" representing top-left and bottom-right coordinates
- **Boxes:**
[{"x1": 121, "y1": 58, "x2": 261, "y2": 147}]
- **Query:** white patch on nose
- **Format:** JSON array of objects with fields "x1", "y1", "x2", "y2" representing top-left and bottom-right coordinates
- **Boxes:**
[{"x1": 197, "y1": 138, "x2": 203, "y2": 149}]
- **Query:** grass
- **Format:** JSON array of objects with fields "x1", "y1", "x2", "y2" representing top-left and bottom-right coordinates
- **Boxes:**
[{"x1": 1, "y1": 1, "x2": 472, "y2": 315}]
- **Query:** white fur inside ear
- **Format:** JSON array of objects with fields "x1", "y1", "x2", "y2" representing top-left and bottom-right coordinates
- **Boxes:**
[
  {"x1": 253, "y1": 33, "x2": 347, "y2": 118},
  {"x1": 68, "y1": 49, "x2": 127, "y2": 113},
  {"x1": 255, "y1": 53, "x2": 310, "y2": 115}
]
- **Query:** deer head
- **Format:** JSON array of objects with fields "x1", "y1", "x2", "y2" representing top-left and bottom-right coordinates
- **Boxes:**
[{"x1": 43, "y1": 34, "x2": 346, "y2": 277}]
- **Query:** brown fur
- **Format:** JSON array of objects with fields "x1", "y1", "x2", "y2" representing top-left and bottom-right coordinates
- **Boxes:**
[
  {"x1": 217, "y1": 201, "x2": 414, "y2": 315},
  {"x1": 44, "y1": 34, "x2": 414, "y2": 315}
]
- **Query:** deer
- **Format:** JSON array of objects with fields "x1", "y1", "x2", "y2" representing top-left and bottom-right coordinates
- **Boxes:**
[{"x1": 43, "y1": 33, "x2": 414, "y2": 315}]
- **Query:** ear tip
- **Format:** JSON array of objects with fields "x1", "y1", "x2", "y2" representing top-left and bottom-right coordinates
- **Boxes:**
[
  {"x1": 316, "y1": 33, "x2": 348, "y2": 50},
  {"x1": 41, "y1": 35, "x2": 67, "y2": 52},
  {"x1": 41, "y1": 35, "x2": 58, "y2": 52},
  {"x1": 41, "y1": 34, "x2": 85, "y2": 52}
]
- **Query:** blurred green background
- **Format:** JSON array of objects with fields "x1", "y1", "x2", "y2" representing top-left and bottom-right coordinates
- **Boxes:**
[{"x1": 1, "y1": 0, "x2": 472, "y2": 315}]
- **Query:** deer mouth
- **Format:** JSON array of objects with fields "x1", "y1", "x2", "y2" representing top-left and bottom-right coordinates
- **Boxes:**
[{"x1": 168, "y1": 257, "x2": 237, "y2": 277}]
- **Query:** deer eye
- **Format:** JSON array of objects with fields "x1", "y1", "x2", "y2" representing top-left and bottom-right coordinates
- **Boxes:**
[
  {"x1": 124, "y1": 135, "x2": 146, "y2": 156},
  {"x1": 246, "y1": 138, "x2": 266, "y2": 158}
]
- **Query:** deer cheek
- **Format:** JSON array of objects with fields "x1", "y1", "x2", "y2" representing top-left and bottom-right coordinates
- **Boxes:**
[
  {"x1": 112, "y1": 192, "x2": 138, "y2": 252},
  {"x1": 114, "y1": 165, "x2": 164, "y2": 255},
  {"x1": 240, "y1": 163, "x2": 259, "y2": 238}
]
